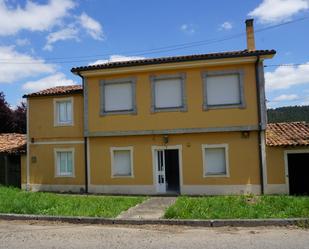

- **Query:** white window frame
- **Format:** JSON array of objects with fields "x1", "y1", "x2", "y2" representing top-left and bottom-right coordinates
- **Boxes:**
[
  {"x1": 54, "y1": 148, "x2": 75, "y2": 178},
  {"x1": 53, "y1": 97, "x2": 74, "y2": 126},
  {"x1": 202, "y1": 144, "x2": 230, "y2": 177},
  {"x1": 150, "y1": 73, "x2": 187, "y2": 113},
  {"x1": 100, "y1": 77, "x2": 137, "y2": 115},
  {"x1": 110, "y1": 146, "x2": 134, "y2": 178},
  {"x1": 201, "y1": 70, "x2": 245, "y2": 110}
]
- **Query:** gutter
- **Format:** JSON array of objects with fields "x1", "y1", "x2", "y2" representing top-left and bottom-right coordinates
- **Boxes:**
[
  {"x1": 76, "y1": 72, "x2": 88, "y2": 194},
  {"x1": 255, "y1": 56, "x2": 265, "y2": 195}
]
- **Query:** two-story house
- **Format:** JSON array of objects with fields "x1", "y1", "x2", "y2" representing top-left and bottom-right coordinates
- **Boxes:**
[{"x1": 22, "y1": 19, "x2": 277, "y2": 195}]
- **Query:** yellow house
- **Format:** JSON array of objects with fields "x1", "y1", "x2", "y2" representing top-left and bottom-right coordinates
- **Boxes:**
[{"x1": 23, "y1": 19, "x2": 280, "y2": 195}]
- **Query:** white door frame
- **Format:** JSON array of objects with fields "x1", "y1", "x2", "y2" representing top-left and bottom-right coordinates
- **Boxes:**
[
  {"x1": 152, "y1": 145, "x2": 183, "y2": 194},
  {"x1": 284, "y1": 149, "x2": 309, "y2": 195}
]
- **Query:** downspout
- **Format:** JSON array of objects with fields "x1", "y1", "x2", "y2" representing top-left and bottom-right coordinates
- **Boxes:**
[
  {"x1": 77, "y1": 72, "x2": 88, "y2": 194},
  {"x1": 26, "y1": 98, "x2": 30, "y2": 191},
  {"x1": 255, "y1": 55, "x2": 264, "y2": 194}
]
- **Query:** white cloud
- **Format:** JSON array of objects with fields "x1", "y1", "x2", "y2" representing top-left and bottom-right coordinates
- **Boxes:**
[
  {"x1": 273, "y1": 94, "x2": 299, "y2": 101},
  {"x1": 44, "y1": 27, "x2": 79, "y2": 51},
  {"x1": 0, "y1": 46, "x2": 55, "y2": 83},
  {"x1": 89, "y1": 55, "x2": 146, "y2": 65},
  {"x1": 79, "y1": 12, "x2": 104, "y2": 40},
  {"x1": 265, "y1": 63, "x2": 309, "y2": 90},
  {"x1": 22, "y1": 73, "x2": 76, "y2": 92},
  {"x1": 180, "y1": 24, "x2": 196, "y2": 35},
  {"x1": 0, "y1": 0, "x2": 75, "y2": 36},
  {"x1": 16, "y1": 38, "x2": 30, "y2": 46},
  {"x1": 249, "y1": 0, "x2": 309, "y2": 23},
  {"x1": 220, "y1": 21, "x2": 233, "y2": 30}
]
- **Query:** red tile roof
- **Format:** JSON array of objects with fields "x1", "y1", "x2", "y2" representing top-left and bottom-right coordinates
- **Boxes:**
[
  {"x1": 71, "y1": 49, "x2": 276, "y2": 73},
  {"x1": 266, "y1": 122, "x2": 309, "y2": 147},
  {"x1": 0, "y1": 133, "x2": 26, "y2": 154},
  {"x1": 23, "y1": 85, "x2": 83, "y2": 98}
]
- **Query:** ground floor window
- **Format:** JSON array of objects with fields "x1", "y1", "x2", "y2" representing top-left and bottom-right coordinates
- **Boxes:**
[
  {"x1": 54, "y1": 148, "x2": 74, "y2": 177},
  {"x1": 110, "y1": 147, "x2": 133, "y2": 177},
  {"x1": 202, "y1": 144, "x2": 229, "y2": 177}
]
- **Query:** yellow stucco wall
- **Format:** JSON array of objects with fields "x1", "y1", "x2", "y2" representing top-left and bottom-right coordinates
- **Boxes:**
[
  {"x1": 90, "y1": 132, "x2": 260, "y2": 186},
  {"x1": 86, "y1": 63, "x2": 259, "y2": 133},
  {"x1": 28, "y1": 143, "x2": 85, "y2": 185},
  {"x1": 28, "y1": 94, "x2": 84, "y2": 140},
  {"x1": 21, "y1": 154, "x2": 27, "y2": 185}
]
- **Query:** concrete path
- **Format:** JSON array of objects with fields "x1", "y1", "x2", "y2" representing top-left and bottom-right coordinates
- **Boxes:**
[{"x1": 117, "y1": 197, "x2": 176, "y2": 219}]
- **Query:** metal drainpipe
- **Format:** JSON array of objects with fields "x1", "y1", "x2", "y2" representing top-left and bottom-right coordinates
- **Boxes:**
[
  {"x1": 255, "y1": 56, "x2": 264, "y2": 195},
  {"x1": 77, "y1": 72, "x2": 88, "y2": 194}
]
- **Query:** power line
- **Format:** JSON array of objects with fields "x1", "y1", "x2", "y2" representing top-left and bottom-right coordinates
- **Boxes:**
[{"x1": 1, "y1": 15, "x2": 309, "y2": 64}]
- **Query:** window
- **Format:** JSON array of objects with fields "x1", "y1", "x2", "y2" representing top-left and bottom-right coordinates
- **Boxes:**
[
  {"x1": 202, "y1": 144, "x2": 229, "y2": 177},
  {"x1": 54, "y1": 98, "x2": 73, "y2": 126},
  {"x1": 55, "y1": 149, "x2": 74, "y2": 177},
  {"x1": 151, "y1": 74, "x2": 186, "y2": 112},
  {"x1": 111, "y1": 147, "x2": 133, "y2": 177},
  {"x1": 202, "y1": 70, "x2": 245, "y2": 109},
  {"x1": 100, "y1": 78, "x2": 136, "y2": 115}
]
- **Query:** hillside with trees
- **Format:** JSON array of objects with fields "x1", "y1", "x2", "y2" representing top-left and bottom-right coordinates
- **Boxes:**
[{"x1": 267, "y1": 105, "x2": 309, "y2": 123}]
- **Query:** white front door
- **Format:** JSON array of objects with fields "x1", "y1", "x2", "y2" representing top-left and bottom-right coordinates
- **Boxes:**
[{"x1": 155, "y1": 150, "x2": 166, "y2": 193}]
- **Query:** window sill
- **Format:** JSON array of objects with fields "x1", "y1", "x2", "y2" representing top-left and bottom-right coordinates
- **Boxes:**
[
  {"x1": 203, "y1": 173, "x2": 229, "y2": 178},
  {"x1": 54, "y1": 122, "x2": 74, "y2": 127},
  {"x1": 111, "y1": 175, "x2": 134, "y2": 178},
  {"x1": 100, "y1": 109, "x2": 137, "y2": 116},
  {"x1": 151, "y1": 106, "x2": 187, "y2": 113},
  {"x1": 55, "y1": 175, "x2": 75, "y2": 178},
  {"x1": 203, "y1": 104, "x2": 245, "y2": 110}
]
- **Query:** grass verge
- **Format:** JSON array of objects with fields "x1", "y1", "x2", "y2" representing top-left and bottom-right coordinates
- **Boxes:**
[
  {"x1": 0, "y1": 186, "x2": 146, "y2": 218},
  {"x1": 165, "y1": 195, "x2": 309, "y2": 219}
]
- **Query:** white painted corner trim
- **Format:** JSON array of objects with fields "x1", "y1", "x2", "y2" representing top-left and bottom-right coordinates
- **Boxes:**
[{"x1": 31, "y1": 140, "x2": 84, "y2": 145}]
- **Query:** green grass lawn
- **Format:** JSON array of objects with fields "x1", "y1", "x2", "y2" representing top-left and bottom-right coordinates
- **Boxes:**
[
  {"x1": 0, "y1": 186, "x2": 146, "y2": 218},
  {"x1": 165, "y1": 195, "x2": 309, "y2": 219}
]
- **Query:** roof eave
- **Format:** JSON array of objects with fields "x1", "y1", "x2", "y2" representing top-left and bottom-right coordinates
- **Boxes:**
[{"x1": 71, "y1": 50, "x2": 276, "y2": 74}]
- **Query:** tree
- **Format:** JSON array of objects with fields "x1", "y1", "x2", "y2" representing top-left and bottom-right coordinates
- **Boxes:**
[
  {"x1": 0, "y1": 92, "x2": 14, "y2": 133},
  {"x1": 13, "y1": 102, "x2": 27, "y2": 134}
]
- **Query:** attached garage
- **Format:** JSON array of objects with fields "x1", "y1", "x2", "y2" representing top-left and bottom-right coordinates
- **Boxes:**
[
  {"x1": 266, "y1": 122, "x2": 309, "y2": 195},
  {"x1": 0, "y1": 133, "x2": 26, "y2": 188}
]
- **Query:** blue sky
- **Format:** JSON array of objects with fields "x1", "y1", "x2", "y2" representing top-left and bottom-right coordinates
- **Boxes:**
[{"x1": 0, "y1": 0, "x2": 309, "y2": 108}]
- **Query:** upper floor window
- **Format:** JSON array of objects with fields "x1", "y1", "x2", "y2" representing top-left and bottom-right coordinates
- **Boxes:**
[
  {"x1": 150, "y1": 73, "x2": 187, "y2": 112},
  {"x1": 54, "y1": 97, "x2": 73, "y2": 126},
  {"x1": 100, "y1": 78, "x2": 136, "y2": 115},
  {"x1": 202, "y1": 70, "x2": 245, "y2": 110}
]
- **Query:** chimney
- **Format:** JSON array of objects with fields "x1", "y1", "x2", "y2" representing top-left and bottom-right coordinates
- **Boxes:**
[{"x1": 245, "y1": 19, "x2": 255, "y2": 51}]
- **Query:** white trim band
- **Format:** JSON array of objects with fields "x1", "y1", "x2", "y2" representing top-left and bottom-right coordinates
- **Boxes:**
[
  {"x1": 89, "y1": 184, "x2": 156, "y2": 195},
  {"x1": 181, "y1": 184, "x2": 261, "y2": 195},
  {"x1": 31, "y1": 140, "x2": 84, "y2": 145},
  {"x1": 22, "y1": 184, "x2": 84, "y2": 193}
]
